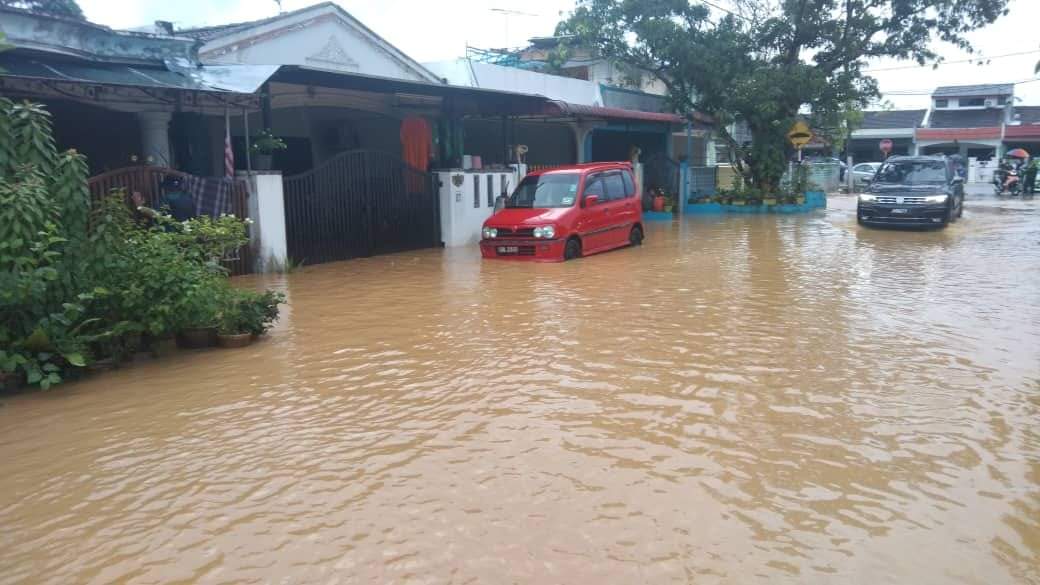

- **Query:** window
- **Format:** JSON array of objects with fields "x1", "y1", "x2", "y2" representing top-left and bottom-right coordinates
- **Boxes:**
[
  {"x1": 621, "y1": 171, "x2": 636, "y2": 198},
  {"x1": 961, "y1": 97, "x2": 985, "y2": 107},
  {"x1": 506, "y1": 173, "x2": 580, "y2": 209},
  {"x1": 874, "y1": 160, "x2": 947, "y2": 185},
  {"x1": 603, "y1": 172, "x2": 626, "y2": 201},
  {"x1": 582, "y1": 174, "x2": 605, "y2": 203},
  {"x1": 487, "y1": 175, "x2": 494, "y2": 208},
  {"x1": 473, "y1": 177, "x2": 480, "y2": 208},
  {"x1": 997, "y1": 96, "x2": 1008, "y2": 106},
  {"x1": 935, "y1": 99, "x2": 948, "y2": 108}
]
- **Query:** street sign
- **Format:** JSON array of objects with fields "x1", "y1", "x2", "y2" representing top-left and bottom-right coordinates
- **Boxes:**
[
  {"x1": 787, "y1": 121, "x2": 813, "y2": 149},
  {"x1": 879, "y1": 138, "x2": 893, "y2": 154}
]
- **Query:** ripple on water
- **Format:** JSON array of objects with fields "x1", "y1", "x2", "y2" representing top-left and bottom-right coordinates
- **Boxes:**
[{"x1": 0, "y1": 195, "x2": 1038, "y2": 584}]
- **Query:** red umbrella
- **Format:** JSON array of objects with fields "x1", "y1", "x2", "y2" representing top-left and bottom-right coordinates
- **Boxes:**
[{"x1": 1006, "y1": 148, "x2": 1030, "y2": 159}]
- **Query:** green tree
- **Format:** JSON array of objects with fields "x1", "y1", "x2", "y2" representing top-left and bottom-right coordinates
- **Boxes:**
[
  {"x1": 0, "y1": 0, "x2": 84, "y2": 20},
  {"x1": 557, "y1": 0, "x2": 1009, "y2": 192}
]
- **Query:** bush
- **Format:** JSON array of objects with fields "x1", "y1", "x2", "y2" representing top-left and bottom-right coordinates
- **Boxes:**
[
  {"x1": 0, "y1": 99, "x2": 281, "y2": 389},
  {"x1": 217, "y1": 289, "x2": 285, "y2": 336}
]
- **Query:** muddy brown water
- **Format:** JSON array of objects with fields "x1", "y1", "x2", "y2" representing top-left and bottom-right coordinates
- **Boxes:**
[{"x1": 1, "y1": 193, "x2": 1038, "y2": 584}]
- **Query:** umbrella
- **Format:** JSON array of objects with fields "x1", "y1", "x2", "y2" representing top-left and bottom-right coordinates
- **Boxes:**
[{"x1": 1006, "y1": 148, "x2": 1030, "y2": 159}]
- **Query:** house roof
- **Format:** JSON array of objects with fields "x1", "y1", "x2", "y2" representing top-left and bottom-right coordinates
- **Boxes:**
[
  {"x1": 177, "y1": 2, "x2": 440, "y2": 83},
  {"x1": 860, "y1": 109, "x2": 926, "y2": 129},
  {"x1": 932, "y1": 83, "x2": 1014, "y2": 98},
  {"x1": 1015, "y1": 106, "x2": 1040, "y2": 125},
  {"x1": 928, "y1": 108, "x2": 1004, "y2": 129}
]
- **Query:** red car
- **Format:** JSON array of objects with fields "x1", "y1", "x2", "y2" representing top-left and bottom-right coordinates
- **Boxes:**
[{"x1": 480, "y1": 162, "x2": 644, "y2": 262}]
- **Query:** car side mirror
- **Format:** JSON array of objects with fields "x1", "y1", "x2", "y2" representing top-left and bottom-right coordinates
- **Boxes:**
[{"x1": 584, "y1": 194, "x2": 600, "y2": 207}]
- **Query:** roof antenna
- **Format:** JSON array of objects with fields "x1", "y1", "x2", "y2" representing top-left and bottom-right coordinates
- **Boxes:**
[{"x1": 274, "y1": 0, "x2": 284, "y2": 14}]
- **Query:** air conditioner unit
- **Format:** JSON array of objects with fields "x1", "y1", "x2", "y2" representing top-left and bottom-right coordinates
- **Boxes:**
[{"x1": 984, "y1": 99, "x2": 996, "y2": 108}]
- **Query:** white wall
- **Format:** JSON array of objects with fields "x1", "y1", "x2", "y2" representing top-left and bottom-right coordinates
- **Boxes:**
[
  {"x1": 438, "y1": 169, "x2": 520, "y2": 247},
  {"x1": 425, "y1": 60, "x2": 603, "y2": 106}
]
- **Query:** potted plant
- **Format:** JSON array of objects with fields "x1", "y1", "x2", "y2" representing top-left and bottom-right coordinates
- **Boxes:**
[
  {"x1": 652, "y1": 189, "x2": 666, "y2": 212},
  {"x1": 217, "y1": 289, "x2": 285, "y2": 348},
  {"x1": 175, "y1": 280, "x2": 225, "y2": 349},
  {"x1": 216, "y1": 297, "x2": 252, "y2": 348},
  {"x1": 250, "y1": 129, "x2": 287, "y2": 170}
]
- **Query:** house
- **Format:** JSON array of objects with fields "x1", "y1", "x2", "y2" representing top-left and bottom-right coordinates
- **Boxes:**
[
  {"x1": 848, "y1": 110, "x2": 927, "y2": 161},
  {"x1": 914, "y1": 84, "x2": 1014, "y2": 159}
]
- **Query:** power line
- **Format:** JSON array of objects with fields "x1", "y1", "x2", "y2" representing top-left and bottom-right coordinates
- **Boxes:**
[{"x1": 864, "y1": 49, "x2": 1040, "y2": 73}]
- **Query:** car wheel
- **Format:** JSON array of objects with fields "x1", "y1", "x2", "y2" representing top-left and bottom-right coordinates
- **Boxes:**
[
  {"x1": 564, "y1": 237, "x2": 582, "y2": 261},
  {"x1": 629, "y1": 225, "x2": 644, "y2": 246}
]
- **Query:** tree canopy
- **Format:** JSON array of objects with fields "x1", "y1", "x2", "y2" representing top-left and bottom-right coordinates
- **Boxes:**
[
  {"x1": 0, "y1": 0, "x2": 84, "y2": 20},
  {"x1": 557, "y1": 0, "x2": 1010, "y2": 191}
]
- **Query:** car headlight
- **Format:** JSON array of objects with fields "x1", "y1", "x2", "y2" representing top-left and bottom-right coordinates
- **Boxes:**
[
  {"x1": 533, "y1": 225, "x2": 556, "y2": 239},
  {"x1": 858, "y1": 194, "x2": 876, "y2": 202},
  {"x1": 924, "y1": 194, "x2": 948, "y2": 203},
  {"x1": 482, "y1": 227, "x2": 497, "y2": 239}
]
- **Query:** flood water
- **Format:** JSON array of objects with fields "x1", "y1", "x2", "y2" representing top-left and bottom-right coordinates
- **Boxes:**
[{"x1": 2, "y1": 192, "x2": 1038, "y2": 584}]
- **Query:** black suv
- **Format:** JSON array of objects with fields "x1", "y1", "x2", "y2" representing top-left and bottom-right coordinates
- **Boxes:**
[{"x1": 857, "y1": 156, "x2": 965, "y2": 228}]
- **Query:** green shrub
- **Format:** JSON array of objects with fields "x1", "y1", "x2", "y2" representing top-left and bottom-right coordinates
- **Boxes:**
[{"x1": 0, "y1": 100, "x2": 280, "y2": 389}]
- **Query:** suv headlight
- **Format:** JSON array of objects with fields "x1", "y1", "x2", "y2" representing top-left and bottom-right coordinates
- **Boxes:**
[
  {"x1": 924, "y1": 194, "x2": 948, "y2": 203},
  {"x1": 858, "y1": 194, "x2": 876, "y2": 202},
  {"x1": 533, "y1": 225, "x2": 556, "y2": 239},
  {"x1": 482, "y1": 227, "x2": 497, "y2": 239}
]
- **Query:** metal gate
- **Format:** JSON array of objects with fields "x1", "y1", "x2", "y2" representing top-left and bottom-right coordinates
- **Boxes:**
[
  {"x1": 282, "y1": 149, "x2": 440, "y2": 265},
  {"x1": 643, "y1": 153, "x2": 680, "y2": 196}
]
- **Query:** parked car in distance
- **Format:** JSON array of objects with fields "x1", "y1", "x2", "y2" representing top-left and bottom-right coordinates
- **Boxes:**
[
  {"x1": 480, "y1": 162, "x2": 644, "y2": 261},
  {"x1": 851, "y1": 162, "x2": 882, "y2": 189},
  {"x1": 857, "y1": 156, "x2": 965, "y2": 228}
]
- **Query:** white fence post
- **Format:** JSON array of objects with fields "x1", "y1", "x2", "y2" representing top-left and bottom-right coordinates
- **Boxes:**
[{"x1": 244, "y1": 171, "x2": 288, "y2": 273}]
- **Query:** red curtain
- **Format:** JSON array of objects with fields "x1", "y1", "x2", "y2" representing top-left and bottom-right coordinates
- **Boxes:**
[{"x1": 400, "y1": 117, "x2": 432, "y2": 172}]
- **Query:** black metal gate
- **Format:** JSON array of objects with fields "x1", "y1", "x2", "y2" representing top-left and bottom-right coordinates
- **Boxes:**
[
  {"x1": 643, "y1": 153, "x2": 680, "y2": 197},
  {"x1": 282, "y1": 149, "x2": 440, "y2": 265}
]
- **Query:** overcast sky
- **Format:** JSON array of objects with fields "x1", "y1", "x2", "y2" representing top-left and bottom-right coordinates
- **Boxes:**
[{"x1": 78, "y1": 0, "x2": 1040, "y2": 110}]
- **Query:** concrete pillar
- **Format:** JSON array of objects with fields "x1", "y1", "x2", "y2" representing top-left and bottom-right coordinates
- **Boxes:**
[
  {"x1": 705, "y1": 132, "x2": 717, "y2": 167},
  {"x1": 137, "y1": 111, "x2": 173, "y2": 167},
  {"x1": 244, "y1": 171, "x2": 289, "y2": 272}
]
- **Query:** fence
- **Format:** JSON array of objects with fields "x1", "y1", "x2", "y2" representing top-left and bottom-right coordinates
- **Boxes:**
[{"x1": 87, "y1": 166, "x2": 254, "y2": 275}]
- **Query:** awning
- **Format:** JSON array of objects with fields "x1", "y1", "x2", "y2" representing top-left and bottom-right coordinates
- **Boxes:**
[
  {"x1": 549, "y1": 101, "x2": 713, "y2": 126},
  {"x1": 0, "y1": 53, "x2": 270, "y2": 94},
  {"x1": 270, "y1": 65, "x2": 554, "y2": 116}
]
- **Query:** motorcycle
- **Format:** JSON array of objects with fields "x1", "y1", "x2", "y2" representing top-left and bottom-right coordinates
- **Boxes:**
[{"x1": 993, "y1": 166, "x2": 1022, "y2": 196}]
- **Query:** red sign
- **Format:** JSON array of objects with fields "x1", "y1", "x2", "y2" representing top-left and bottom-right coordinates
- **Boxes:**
[{"x1": 879, "y1": 138, "x2": 893, "y2": 154}]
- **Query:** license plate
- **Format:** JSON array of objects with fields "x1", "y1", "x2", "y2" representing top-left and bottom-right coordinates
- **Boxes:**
[
  {"x1": 497, "y1": 246, "x2": 518, "y2": 254},
  {"x1": 891, "y1": 208, "x2": 909, "y2": 214}
]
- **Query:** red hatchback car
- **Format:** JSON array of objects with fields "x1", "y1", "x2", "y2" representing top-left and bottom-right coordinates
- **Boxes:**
[{"x1": 480, "y1": 162, "x2": 644, "y2": 261}]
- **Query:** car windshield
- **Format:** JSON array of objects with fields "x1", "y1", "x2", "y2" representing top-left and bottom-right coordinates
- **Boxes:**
[
  {"x1": 874, "y1": 160, "x2": 947, "y2": 185},
  {"x1": 506, "y1": 173, "x2": 580, "y2": 208}
]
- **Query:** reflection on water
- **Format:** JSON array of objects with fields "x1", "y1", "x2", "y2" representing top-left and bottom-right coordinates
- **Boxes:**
[{"x1": 1, "y1": 194, "x2": 1038, "y2": 584}]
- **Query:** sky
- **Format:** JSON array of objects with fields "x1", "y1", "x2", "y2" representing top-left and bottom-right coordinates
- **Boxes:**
[{"x1": 78, "y1": 0, "x2": 1040, "y2": 110}]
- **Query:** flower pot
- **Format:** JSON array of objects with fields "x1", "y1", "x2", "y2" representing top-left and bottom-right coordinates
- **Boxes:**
[
  {"x1": 663, "y1": 205, "x2": 673, "y2": 213},
  {"x1": 763, "y1": 198, "x2": 778, "y2": 206},
  {"x1": 86, "y1": 358, "x2": 119, "y2": 374},
  {"x1": 253, "y1": 154, "x2": 273, "y2": 170},
  {"x1": 147, "y1": 336, "x2": 178, "y2": 358},
  {"x1": 652, "y1": 195, "x2": 666, "y2": 211},
  {"x1": 217, "y1": 333, "x2": 253, "y2": 348},
  {"x1": 0, "y1": 371, "x2": 23, "y2": 393},
  {"x1": 177, "y1": 327, "x2": 217, "y2": 349}
]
